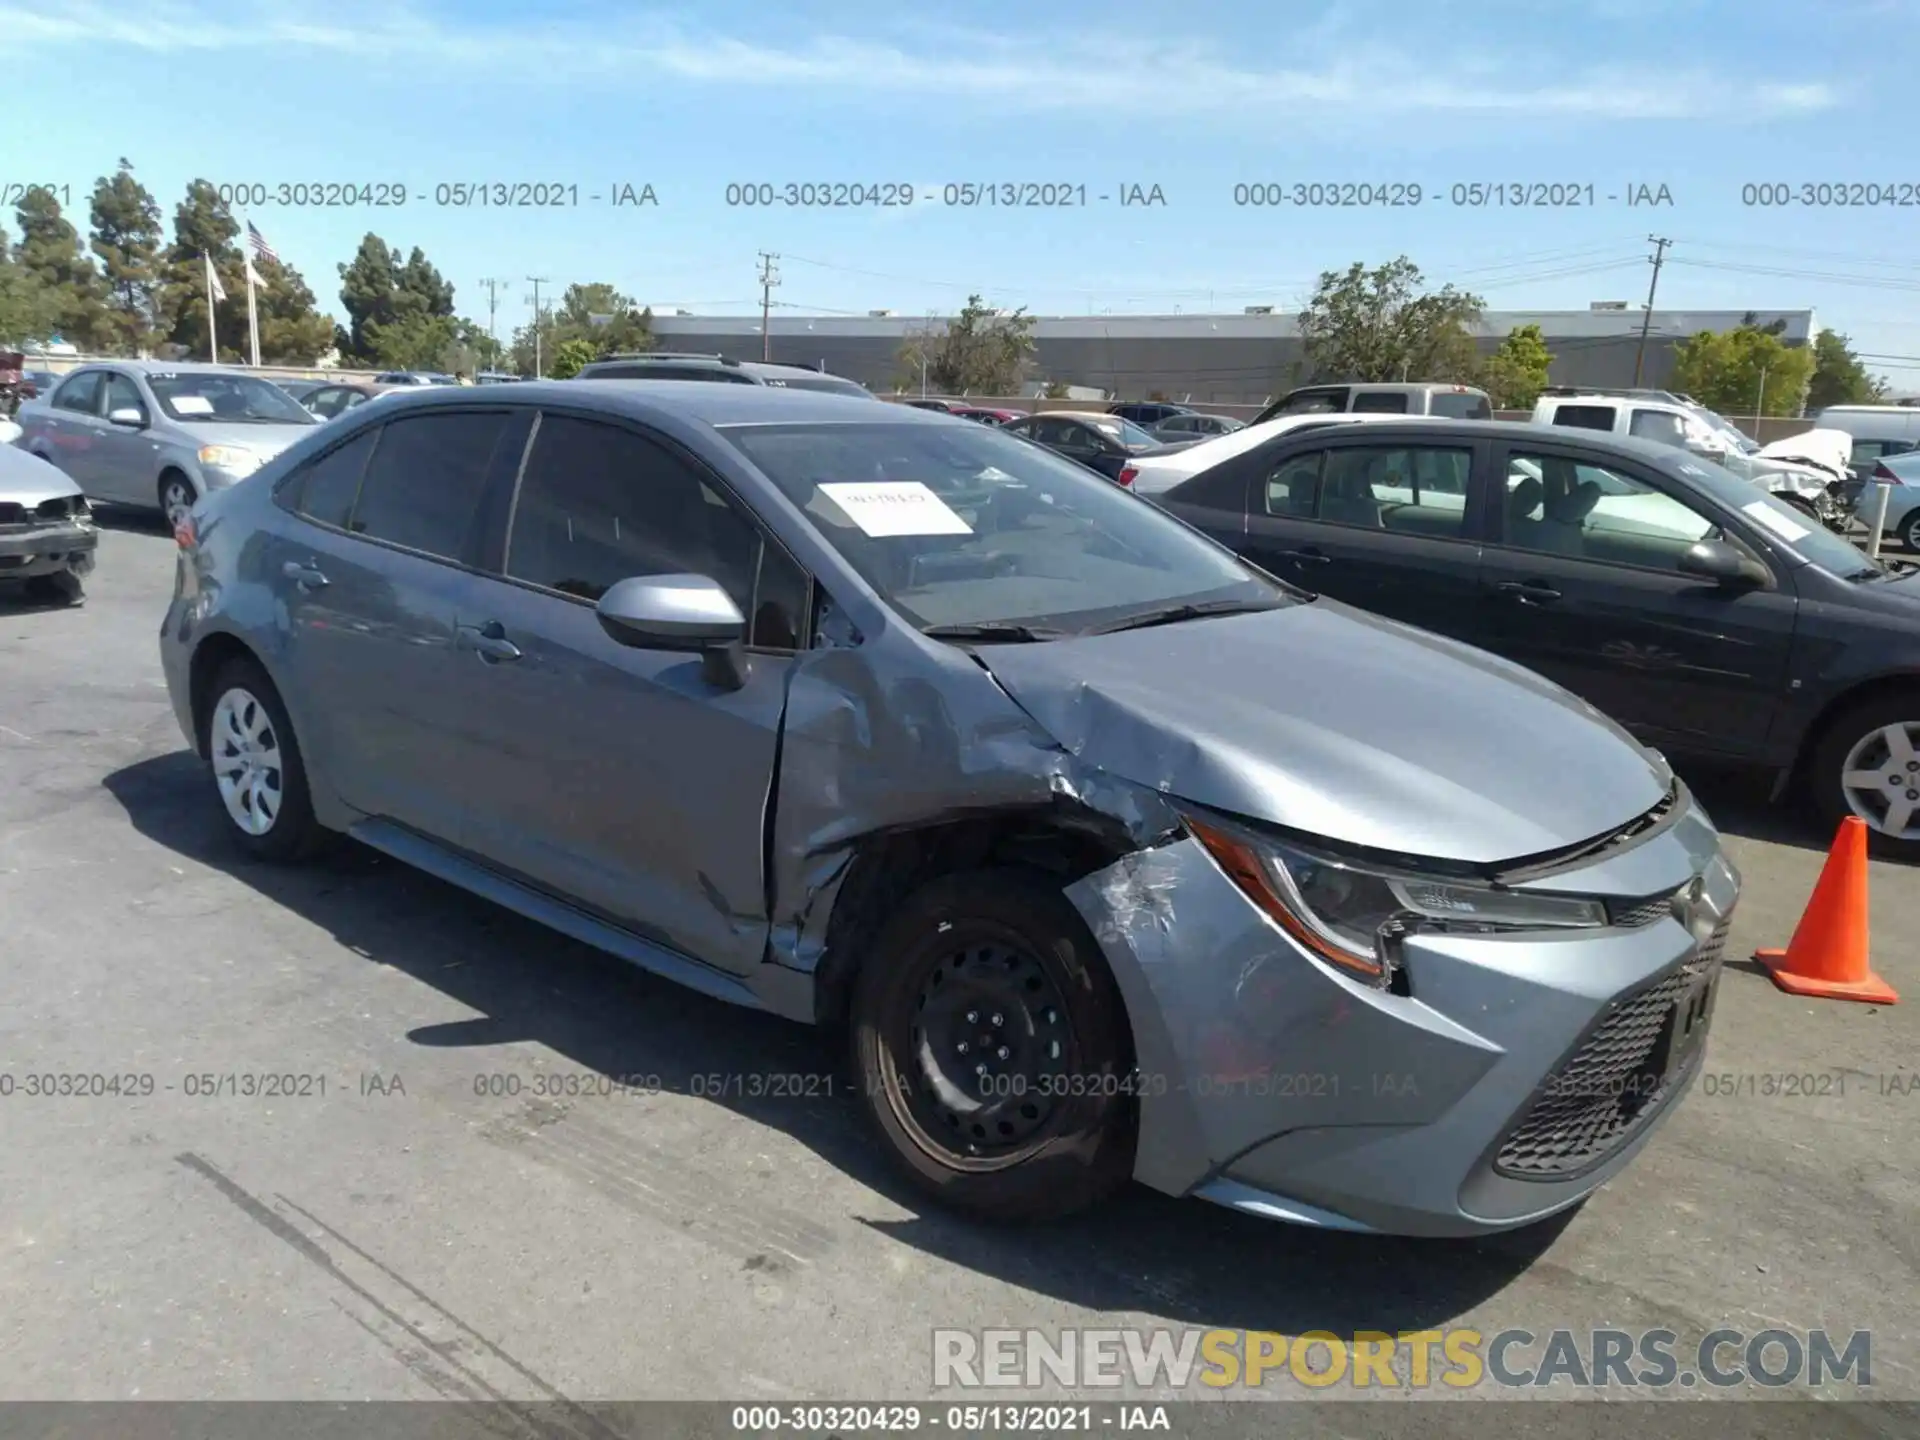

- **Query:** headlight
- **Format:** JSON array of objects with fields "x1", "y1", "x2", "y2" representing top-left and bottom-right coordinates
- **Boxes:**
[
  {"x1": 1182, "y1": 813, "x2": 1605, "y2": 988},
  {"x1": 197, "y1": 444, "x2": 260, "y2": 475}
]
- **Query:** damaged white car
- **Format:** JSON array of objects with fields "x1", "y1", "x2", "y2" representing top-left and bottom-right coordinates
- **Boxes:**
[{"x1": 0, "y1": 443, "x2": 96, "y2": 605}]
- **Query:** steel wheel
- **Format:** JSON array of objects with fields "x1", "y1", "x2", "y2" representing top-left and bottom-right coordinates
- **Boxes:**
[
  {"x1": 160, "y1": 475, "x2": 196, "y2": 530},
  {"x1": 1839, "y1": 721, "x2": 1920, "y2": 839},
  {"x1": 209, "y1": 686, "x2": 284, "y2": 837},
  {"x1": 894, "y1": 940, "x2": 1077, "y2": 1161},
  {"x1": 1901, "y1": 511, "x2": 1920, "y2": 553}
]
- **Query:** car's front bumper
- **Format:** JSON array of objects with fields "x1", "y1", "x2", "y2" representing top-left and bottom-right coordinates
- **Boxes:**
[
  {"x1": 0, "y1": 520, "x2": 97, "y2": 580},
  {"x1": 1067, "y1": 792, "x2": 1737, "y2": 1237}
]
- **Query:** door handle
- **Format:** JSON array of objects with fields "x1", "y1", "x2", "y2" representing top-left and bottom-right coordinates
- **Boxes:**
[
  {"x1": 456, "y1": 620, "x2": 522, "y2": 663},
  {"x1": 1278, "y1": 548, "x2": 1332, "y2": 565},
  {"x1": 1497, "y1": 580, "x2": 1562, "y2": 604},
  {"x1": 281, "y1": 561, "x2": 329, "y2": 591}
]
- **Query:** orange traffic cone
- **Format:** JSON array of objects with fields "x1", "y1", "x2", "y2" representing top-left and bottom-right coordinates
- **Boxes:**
[{"x1": 1753, "y1": 817, "x2": 1899, "y2": 1005}]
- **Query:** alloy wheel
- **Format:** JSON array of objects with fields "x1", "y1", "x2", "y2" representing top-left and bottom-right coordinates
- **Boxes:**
[
  {"x1": 161, "y1": 478, "x2": 196, "y2": 531},
  {"x1": 210, "y1": 687, "x2": 284, "y2": 837},
  {"x1": 1840, "y1": 721, "x2": 1920, "y2": 839}
]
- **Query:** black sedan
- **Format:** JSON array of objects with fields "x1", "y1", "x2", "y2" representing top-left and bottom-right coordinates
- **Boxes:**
[
  {"x1": 1155, "y1": 416, "x2": 1920, "y2": 857},
  {"x1": 999, "y1": 410, "x2": 1193, "y2": 484}
]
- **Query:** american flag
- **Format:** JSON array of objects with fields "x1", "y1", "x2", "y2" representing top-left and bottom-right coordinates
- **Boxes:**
[{"x1": 246, "y1": 221, "x2": 279, "y2": 265}]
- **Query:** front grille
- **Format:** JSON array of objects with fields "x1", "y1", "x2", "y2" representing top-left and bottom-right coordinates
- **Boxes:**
[
  {"x1": 0, "y1": 496, "x2": 80, "y2": 530},
  {"x1": 1609, "y1": 888, "x2": 1682, "y2": 928},
  {"x1": 1494, "y1": 917, "x2": 1728, "y2": 1179}
]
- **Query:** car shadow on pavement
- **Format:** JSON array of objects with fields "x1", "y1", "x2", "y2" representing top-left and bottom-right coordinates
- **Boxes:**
[
  {"x1": 104, "y1": 748, "x2": 1567, "y2": 1338},
  {"x1": 91, "y1": 506, "x2": 173, "y2": 536}
]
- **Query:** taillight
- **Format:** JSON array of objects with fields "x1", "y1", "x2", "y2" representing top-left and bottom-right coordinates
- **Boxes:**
[
  {"x1": 1117, "y1": 465, "x2": 1138, "y2": 487},
  {"x1": 1874, "y1": 463, "x2": 1903, "y2": 484}
]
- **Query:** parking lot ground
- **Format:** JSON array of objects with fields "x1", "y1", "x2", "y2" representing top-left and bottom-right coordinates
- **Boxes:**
[{"x1": 1, "y1": 522, "x2": 1917, "y2": 1423}]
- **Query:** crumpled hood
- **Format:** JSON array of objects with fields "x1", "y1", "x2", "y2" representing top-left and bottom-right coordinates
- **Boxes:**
[
  {"x1": 1756, "y1": 427, "x2": 1851, "y2": 481},
  {"x1": 0, "y1": 442, "x2": 81, "y2": 503},
  {"x1": 975, "y1": 601, "x2": 1668, "y2": 865}
]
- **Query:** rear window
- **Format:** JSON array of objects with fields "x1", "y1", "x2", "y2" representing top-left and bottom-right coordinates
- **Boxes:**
[
  {"x1": 1430, "y1": 391, "x2": 1492, "y2": 420},
  {"x1": 1351, "y1": 392, "x2": 1410, "y2": 414},
  {"x1": 1550, "y1": 404, "x2": 1618, "y2": 432},
  {"x1": 762, "y1": 373, "x2": 871, "y2": 397}
]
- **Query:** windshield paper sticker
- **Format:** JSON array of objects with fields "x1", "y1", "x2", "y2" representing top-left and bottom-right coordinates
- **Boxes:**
[
  {"x1": 169, "y1": 395, "x2": 215, "y2": 415},
  {"x1": 818, "y1": 481, "x2": 974, "y2": 537},
  {"x1": 1742, "y1": 499, "x2": 1811, "y2": 542}
]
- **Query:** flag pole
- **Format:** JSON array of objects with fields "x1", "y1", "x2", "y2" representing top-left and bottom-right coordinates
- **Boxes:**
[
  {"x1": 245, "y1": 254, "x2": 261, "y2": 367},
  {"x1": 203, "y1": 252, "x2": 219, "y2": 363}
]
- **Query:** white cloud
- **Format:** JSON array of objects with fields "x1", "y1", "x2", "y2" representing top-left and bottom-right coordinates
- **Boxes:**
[{"x1": 0, "y1": 1, "x2": 1836, "y2": 120}]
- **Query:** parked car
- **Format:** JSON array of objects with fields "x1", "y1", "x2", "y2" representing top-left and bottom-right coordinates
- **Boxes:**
[
  {"x1": 15, "y1": 361, "x2": 322, "y2": 528},
  {"x1": 373, "y1": 371, "x2": 459, "y2": 386},
  {"x1": 1153, "y1": 412, "x2": 1244, "y2": 443},
  {"x1": 905, "y1": 398, "x2": 961, "y2": 413},
  {"x1": 298, "y1": 382, "x2": 388, "y2": 420},
  {"x1": 160, "y1": 382, "x2": 1737, "y2": 1236},
  {"x1": 1108, "y1": 401, "x2": 1193, "y2": 428},
  {"x1": 576, "y1": 353, "x2": 873, "y2": 398},
  {"x1": 1853, "y1": 449, "x2": 1920, "y2": 551},
  {"x1": 1814, "y1": 405, "x2": 1920, "y2": 485},
  {"x1": 274, "y1": 378, "x2": 330, "y2": 403},
  {"x1": 1533, "y1": 392, "x2": 1846, "y2": 525},
  {"x1": 952, "y1": 406, "x2": 1025, "y2": 425},
  {"x1": 0, "y1": 443, "x2": 96, "y2": 605},
  {"x1": 1155, "y1": 416, "x2": 1920, "y2": 855},
  {"x1": 998, "y1": 410, "x2": 1187, "y2": 483},
  {"x1": 1126, "y1": 412, "x2": 1406, "y2": 497},
  {"x1": 21, "y1": 369, "x2": 58, "y2": 401},
  {"x1": 1253, "y1": 382, "x2": 1493, "y2": 426},
  {"x1": 474, "y1": 372, "x2": 524, "y2": 385}
]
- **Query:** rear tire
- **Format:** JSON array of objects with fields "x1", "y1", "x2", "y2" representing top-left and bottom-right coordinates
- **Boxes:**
[
  {"x1": 1900, "y1": 510, "x2": 1920, "y2": 554},
  {"x1": 850, "y1": 869, "x2": 1136, "y2": 1223},
  {"x1": 201, "y1": 656, "x2": 331, "y2": 862},
  {"x1": 1809, "y1": 691, "x2": 1920, "y2": 861}
]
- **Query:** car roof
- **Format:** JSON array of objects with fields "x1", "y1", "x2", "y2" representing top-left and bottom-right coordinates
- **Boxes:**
[
  {"x1": 360, "y1": 378, "x2": 942, "y2": 427},
  {"x1": 1024, "y1": 410, "x2": 1133, "y2": 423},
  {"x1": 81, "y1": 360, "x2": 263, "y2": 375},
  {"x1": 1261, "y1": 415, "x2": 1701, "y2": 465}
]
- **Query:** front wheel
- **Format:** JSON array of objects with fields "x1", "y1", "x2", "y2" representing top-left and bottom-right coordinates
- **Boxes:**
[
  {"x1": 850, "y1": 869, "x2": 1137, "y2": 1223},
  {"x1": 1810, "y1": 694, "x2": 1920, "y2": 860},
  {"x1": 1899, "y1": 510, "x2": 1920, "y2": 554},
  {"x1": 159, "y1": 473, "x2": 197, "y2": 531}
]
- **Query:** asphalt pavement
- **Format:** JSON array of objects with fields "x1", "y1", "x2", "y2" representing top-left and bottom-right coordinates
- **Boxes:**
[{"x1": 0, "y1": 521, "x2": 1915, "y2": 1429}]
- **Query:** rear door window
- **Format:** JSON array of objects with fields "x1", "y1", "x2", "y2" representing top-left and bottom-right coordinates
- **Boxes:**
[
  {"x1": 288, "y1": 428, "x2": 379, "y2": 528},
  {"x1": 1351, "y1": 391, "x2": 1410, "y2": 414},
  {"x1": 52, "y1": 372, "x2": 103, "y2": 415},
  {"x1": 1628, "y1": 409, "x2": 1690, "y2": 448},
  {"x1": 348, "y1": 411, "x2": 517, "y2": 562},
  {"x1": 1263, "y1": 452, "x2": 1323, "y2": 516},
  {"x1": 1317, "y1": 445, "x2": 1475, "y2": 536}
]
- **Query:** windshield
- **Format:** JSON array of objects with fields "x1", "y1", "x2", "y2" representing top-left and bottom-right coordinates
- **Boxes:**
[
  {"x1": 722, "y1": 421, "x2": 1287, "y2": 632},
  {"x1": 1087, "y1": 415, "x2": 1158, "y2": 447},
  {"x1": 1429, "y1": 391, "x2": 1492, "y2": 420},
  {"x1": 148, "y1": 371, "x2": 318, "y2": 425},
  {"x1": 1673, "y1": 458, "x2": 1879, "y2": 575}
]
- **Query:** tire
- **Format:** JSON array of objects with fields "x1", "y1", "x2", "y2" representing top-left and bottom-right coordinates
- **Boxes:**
[
  {"x1": 1808, "y1": 691, "x2": 1920, "y2": 861},
  {"x1": 22, "y1": 572, "x2": 83, "y2": 606},
  {"x1": 1901, "y1": 511, "x2": 1920, "y2": 554},
  {"x1": 159, "y1": 472, "x2": 197, "y2": 531},
  {"x1": 850, "y1": 868, "x2": 1136, "y2": 1223},
  {"x1": 201, "y1": 656, "x2": 330, "y2": 862}
]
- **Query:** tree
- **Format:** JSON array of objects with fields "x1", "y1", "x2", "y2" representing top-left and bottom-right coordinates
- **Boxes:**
[
  {"x1": 1669, "y1": 323, "x2": 1816, "y2": 417},
  {"x1": 1807, "y1": 329, "x2": 1888, "y2": 411},
  {"x1": 1296, "y1": 257, "x2": 1483, "y2": 383},
  {"x1": 0, "y1": 223, "x2": 62, "y2": 347},
  {"x1": 895, "y1": 295, "x2": 1035, "y2": 394},
  {"x1": 507, "y1": 282, "x2": 655, "y2": 376},
  {"x1": 547, "y1": 337, "x2": 599, "y2": 380},
  {"x1": 156, "y1": 180, "x2": 248, "y2": 362},
  {"x1": 88, "y1": 159, "x2": 163, "y2": 354},
  {"x1": 1480, "y1": 323, "x2": 1554, "y2": 409},
  {"x1": 14, "y1": 185, "x2": 110, "y2": 348},
  {"x1": 336, "y1": 235, "x2": 459, "y2": 368}
]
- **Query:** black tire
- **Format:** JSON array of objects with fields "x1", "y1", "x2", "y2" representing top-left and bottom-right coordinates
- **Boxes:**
[
  {"x1": 1808, "y1": 691, "x2": 1920, "y2": 861},
  {"x1": 158, "y1": 471, "x2": 197, "y2": 529},
  {"x1": 201, "y1": 656, "x2": 331, "y2": 862},
  {"x1": 850, "y1": 868, "x2": 1136, "y2": 1223},
  {"x1": 22, "y1": 572, "x2": 83, "y2": 606}
]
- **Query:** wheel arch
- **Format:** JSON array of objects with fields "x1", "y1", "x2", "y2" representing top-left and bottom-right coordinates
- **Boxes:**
[
  {"x1": 186, "y1": 630, "x2": 278, "y2": 759},
  {"x1": 1791, "y1": 670, "x2": 1920, "y2": 785},
  {"x1": 810, "y1": 807, "x2": 1143, "y2": 1056}
]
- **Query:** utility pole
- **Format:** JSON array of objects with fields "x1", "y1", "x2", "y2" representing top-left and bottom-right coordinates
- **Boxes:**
[
  {"x1": 1632, "y1": 236, "x2": 1672, "y2": 386},
  {"x1": 478, "y1": 278, "x2": 504, "y2": 367},
  {"x1": 757, "y1": 252, "x2": 780, "y2": 361},
  {"x1": 526, "y1": 277, "x2": 550, "y2": 377}
]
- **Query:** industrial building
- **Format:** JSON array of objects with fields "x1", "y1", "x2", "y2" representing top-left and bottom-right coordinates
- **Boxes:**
[{"x1": 647, "y1": 306, "x2": 1817, "y2": 404}]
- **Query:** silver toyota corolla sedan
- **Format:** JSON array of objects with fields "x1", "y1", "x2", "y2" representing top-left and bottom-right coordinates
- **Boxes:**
[
  {"x1": 159, "y1": 382, "x2": 1740, "y2": 1237},
  {"x1": 15, "y1": 360, "x2": 321, "y2": 529}
]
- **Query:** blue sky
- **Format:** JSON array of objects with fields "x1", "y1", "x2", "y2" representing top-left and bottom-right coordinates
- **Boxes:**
[{"x1": 8, "y1": 0, "x2": 1920, "y2": 385}]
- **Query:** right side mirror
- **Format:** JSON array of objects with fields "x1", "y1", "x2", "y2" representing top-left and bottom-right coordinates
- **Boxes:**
[{"x1": 1678, "y1": 539, "x2": 1769, "y2": 588}]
